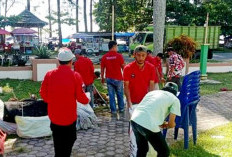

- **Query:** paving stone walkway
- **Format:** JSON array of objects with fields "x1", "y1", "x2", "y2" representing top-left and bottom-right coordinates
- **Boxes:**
[{"x1": 3, "y1": 92, "x2": 232, "y2": 157}]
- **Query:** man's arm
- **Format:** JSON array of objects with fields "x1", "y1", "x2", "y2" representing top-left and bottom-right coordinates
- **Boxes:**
[
  {"x1": 124, "y1": 81, "x2": 132, "y2": 109},
  {"x1": 39, "y1": 73, "x2": 49, "y2": 103},
  {"x1": 160, "y1": 113, "x2": 176, "y2": 129},
  {"x1": 101, "y1": 66, "x2": 105, "y2": 84}
]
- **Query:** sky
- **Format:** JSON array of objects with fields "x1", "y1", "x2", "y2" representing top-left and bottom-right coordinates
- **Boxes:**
[{"x1": 0, "y1": 0, "x2": 99, "y2": 39}]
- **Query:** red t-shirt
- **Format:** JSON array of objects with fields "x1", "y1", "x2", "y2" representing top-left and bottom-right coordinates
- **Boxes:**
[
  {"x1": 101, "y1": 51, "x2": 124, "y2": 80},
  {"x1": 153, "y1": 57, "x2": 163, "y2": 78},
  {"x1": 74, "y1": 56, "x2": 94, "y2": 86},
  {"x1": 123, "y1": 61, "x2": 159, "y2": 104},
  {"x1": 145, "y1": 55, "x2": 155, "y2": 65},
  {"x1": 40, "y1": 65, "x2": 89, "y2": 126}
]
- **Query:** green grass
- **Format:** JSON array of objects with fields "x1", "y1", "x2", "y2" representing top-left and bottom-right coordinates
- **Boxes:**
[
  {"x1": 190, "y1": 59, "x2": 221, "y2": 63},
  {"x1": 94, "y1": 79, "x2": 107, "y2": 94},
  {"x1": 170, "y1": 123, "x2": 232, "y2": 157},
  {"x1": 0, "y1": 79, "x2": 41, "y2": 101},
  {"x1": 200, "y1": 72, "x2": 232, "y2": 95},
  {"x1": 0, "y1": 72, "x2": 231, "y2": 101}
]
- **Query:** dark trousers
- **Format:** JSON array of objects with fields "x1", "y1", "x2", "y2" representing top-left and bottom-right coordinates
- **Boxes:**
[
  {"x1": 50, "y1": 121, "x2": 77, "y2": 157},
  {"x1": 131, "y1": 121, "x2": 170, "y2": 157}
]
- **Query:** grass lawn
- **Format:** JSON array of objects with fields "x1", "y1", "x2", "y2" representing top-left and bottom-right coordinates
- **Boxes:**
[
  {"x1": 170, "y1": 122, "x2": 232, "y2": 157},
  {"x1": 200, "y1": 72, "x2": 232, "y2": 95},
  {"x1": 0, "y1": 72, "x2": 231, "y2": 101}
]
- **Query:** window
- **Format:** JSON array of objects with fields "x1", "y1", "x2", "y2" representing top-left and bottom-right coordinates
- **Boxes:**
[{"x1": 145, "y1": 34, "x2": 153, "y2": 43}]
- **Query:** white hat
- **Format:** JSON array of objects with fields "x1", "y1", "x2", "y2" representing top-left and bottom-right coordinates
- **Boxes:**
[{"x1": 58, "y1": 47, "x2": 75, "y2": 61}]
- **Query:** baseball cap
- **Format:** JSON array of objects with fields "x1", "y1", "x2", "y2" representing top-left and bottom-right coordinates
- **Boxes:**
[
  {"x1": 74, "y1": 49, "x2": 82, "y2": 55},
  {"x1": 162, "y1": 82, "x2": 178, "y2": 95},
  {"x1": 134, "y1": 45, "x2": 147, "y2": 53},
  {"x1": 58, "y1": 47, "x2": 75, "y2": 61}
]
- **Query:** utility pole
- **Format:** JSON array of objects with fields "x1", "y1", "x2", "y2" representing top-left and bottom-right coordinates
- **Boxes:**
[{"x1": 111, "y1": 5, "x2": 114, "y2": 41}]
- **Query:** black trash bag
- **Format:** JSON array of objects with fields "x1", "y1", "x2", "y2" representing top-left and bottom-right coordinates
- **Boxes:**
[{"x1": 3, "y1": 99, "x2": 48, "y2": 123}]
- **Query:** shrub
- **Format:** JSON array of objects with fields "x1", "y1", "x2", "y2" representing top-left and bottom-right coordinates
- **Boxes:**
[
  {"x1": 33, "y1": 45, "x2": 54, "y2": 59},
  {"x1": 166, "y1": 35, "x2": 197, "y2": 59}
]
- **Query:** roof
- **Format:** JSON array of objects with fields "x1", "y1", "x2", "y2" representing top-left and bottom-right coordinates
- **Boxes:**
[
  {"x1": 12, "y1": 9, "x2": 47, "y2": 28},
  {"x1": 0, "y1": 29, "x2": 10, "y2": 35},
  {"x1": 67, "y1": 32, "x2": 113, "y2": 39},
  {"x1": 11, "y1": 28, "x2": 37, "y2": 34}
]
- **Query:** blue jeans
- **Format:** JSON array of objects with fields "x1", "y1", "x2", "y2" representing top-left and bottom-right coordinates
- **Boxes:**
[
  {"x1": 131, "y1": 121, "x2": 170, "y2": 157},
  {"x1": 106, "y1": 78, "x2": 124, "y2": 113},
  {"x1": 85, "y1": 84, "x2": 94, "y2": 108}
]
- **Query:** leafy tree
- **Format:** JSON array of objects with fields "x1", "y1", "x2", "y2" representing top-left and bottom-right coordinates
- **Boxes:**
[
  {"x1": 0, "y1": 15, "x2": 20, "y2": 27},
  {"x1": 93, "y1": 0, "x2": 153, "y2": 32},
  {"x1": 166, "y1": 0, "x2": 197, "y2": 26}
]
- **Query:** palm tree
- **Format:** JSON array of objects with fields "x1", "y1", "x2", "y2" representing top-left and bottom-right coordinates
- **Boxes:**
[
  {"x1": 57, "y1": 0, "x2": 62, "y2": 47},
  {"x1": 48, "y1": 0, "x2": 52, "y2": 37},
  {"x1": 90, "y1": 0, "x2": 93, "y2": 32},
  {"x1": 76, "y1": 0, "x2": 79, "y2": 32},
  {"x1": 83, "y1": 0, "x2": 88, "y2": 32},
  {"x1": 153, "y1": 0, "x2": 166, "y2": 56}
]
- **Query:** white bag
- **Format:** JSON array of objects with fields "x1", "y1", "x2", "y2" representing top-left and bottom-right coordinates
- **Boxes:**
[
  {"x1": 15, "y1": 116, "x2": 52, "y2": 138},
  {"x1": 129, "y1": 105, "x2": 157, "y2": 157},
  {"x1": 76, "y1": 102, "x2": 97, "y2": 130}
]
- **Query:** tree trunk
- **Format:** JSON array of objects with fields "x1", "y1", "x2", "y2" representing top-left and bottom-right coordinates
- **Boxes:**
[
  {"x1": 83, "y1": 0, "x2": 88, "y2": 32},
  {"x1": 76, "y1": 0, "x2": 79, "y2": 33},
  {"x1": 90, "y1": 0, "x2": 93, "y2": 32},
  {"x1": 27, "y1": 0, "x2": 30, "y2": 11},
  {"x1": 48, "y1": 0, "x2": 52, "y2": 37},
  {"x1": 4, "y1": 0, "x2": 7, "y2": 17},
  {"x1": 153, "y1": 0, "x2": 166, "y2": 56},
  {"x1": 57, "y1": 0, "x2": 62, "y2": 47},
  {"x1": 184, "y1": 58, "x2": 190, "y2": 75}
]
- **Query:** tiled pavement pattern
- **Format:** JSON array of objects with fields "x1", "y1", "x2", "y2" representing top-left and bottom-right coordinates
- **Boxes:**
[{"x1": 4, "y1": 92, "x2": 232, "y2": 157}]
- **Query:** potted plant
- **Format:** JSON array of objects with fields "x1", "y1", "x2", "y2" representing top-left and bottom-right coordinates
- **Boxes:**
[
  {"x1": 33, "y1": 45, "x2": 54, "y2": 59},
  {"x1": 31, "y1": 45, "x2": 59, "y2": 81}
]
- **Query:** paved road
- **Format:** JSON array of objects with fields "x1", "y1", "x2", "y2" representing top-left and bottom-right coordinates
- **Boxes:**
[
  {"x1": 212, "y1": 52, "x2": 232, "y2": 62},
  {"x1": 3, "y1": 92, "x2": 232, "y2": 157}
]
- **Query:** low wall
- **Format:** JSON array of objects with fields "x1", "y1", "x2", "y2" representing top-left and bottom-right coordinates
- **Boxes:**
[
  {"x1": 0, "y1": 66, "x2": 32, "y2": 79},
  {"x1": 0, "y1": 62, "x2": 231, "y2": 81}
]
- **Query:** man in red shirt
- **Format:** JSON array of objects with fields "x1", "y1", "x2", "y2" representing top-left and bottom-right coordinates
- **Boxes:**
[
  {"x1": 154, "y1": 53, "x2": 165, "y2": 84},
  {"x1": 40, "y1": 47, "x2": 89, "y2": 157},
  {"x1": 123, "y1": 45, "x2": 159, "y2": 108},
  {"x1": 101, "y1": 41, "x2": 125, "y2": 114},
  {"x1": 74, "y1": 49, "x2": 95, "y2": 108}
]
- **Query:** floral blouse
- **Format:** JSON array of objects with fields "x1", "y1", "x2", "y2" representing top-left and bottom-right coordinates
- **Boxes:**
[{"x1": 168, "y1": 52, "x2": 184, "y2": 78}]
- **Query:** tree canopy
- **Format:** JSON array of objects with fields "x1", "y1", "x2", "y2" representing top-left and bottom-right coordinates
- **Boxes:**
[{"x1": 93, "y1": 0, "x2": 232, "y2": 35}]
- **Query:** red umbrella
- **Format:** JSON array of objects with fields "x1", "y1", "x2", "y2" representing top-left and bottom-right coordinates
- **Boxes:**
[
  {"x1": 0, "y1": 29, "x2": 10, "y2": 35},
  {"x1": 11, "y1": 28, "x2": 37, "y2": 35}
]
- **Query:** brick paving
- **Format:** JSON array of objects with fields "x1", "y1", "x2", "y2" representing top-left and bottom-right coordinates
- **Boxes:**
[{"x1": 3, "y1": 92, "x2": 232, "y2": 157}]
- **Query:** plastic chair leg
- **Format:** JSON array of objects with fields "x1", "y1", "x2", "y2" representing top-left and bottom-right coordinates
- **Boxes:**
[
  {"x1": 184, "y1": 126, "x2": 189, "y2": 149},
  {"x1": 191, "y1": 110, "x2": 197, "y2": 145},
  {"x1": 174, "y1": 127, "x2": 179, "y2": 140}
]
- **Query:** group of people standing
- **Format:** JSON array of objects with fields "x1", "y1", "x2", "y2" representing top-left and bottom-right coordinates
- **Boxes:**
[{"x1": 40, "y1": 40, "x2": 185, "y2": 157}]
